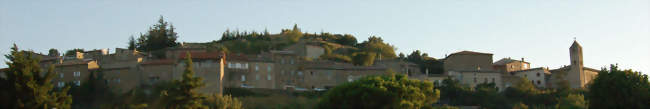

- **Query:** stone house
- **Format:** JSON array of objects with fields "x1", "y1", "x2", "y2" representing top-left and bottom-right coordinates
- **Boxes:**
[
  {"x1": 510, "y1": 67, "x2": 550, "y2": 88},
  {"x1": 493, "y1": 58, "x2": 530, "y2": 73},
  {"x1": 444, "y1": 51, "x2": 495, "y2": 72},
  {"x1": 447, "y1": 70, "x2": 504, "y2": 91},
  {"x1": 52, "y1": 60, "x2": 99, "y2": 88}
]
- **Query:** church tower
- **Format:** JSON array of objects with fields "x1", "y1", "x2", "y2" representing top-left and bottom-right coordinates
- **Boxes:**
[{"x1": 568, "y1": 40, "x2": 585, "y2": 88}]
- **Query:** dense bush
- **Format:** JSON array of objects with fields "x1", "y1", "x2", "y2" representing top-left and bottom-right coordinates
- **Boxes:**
[{"x1": 319, "y1": 74, "x2": 439, "y2": 109}]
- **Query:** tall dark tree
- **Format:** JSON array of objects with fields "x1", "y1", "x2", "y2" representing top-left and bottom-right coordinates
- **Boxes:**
[
  {"x1": 168, "y1": 52, "x2": 207, "y2": 109},
  {"x1": 48, "y1": 48, "x2": 60, "y2": 57},
  {"x1": 69, "y1": 69, "x2": 116, "y2": 108},
  {"x1": 135, "y1": 16, "x2": 179, "y2": 53},
  {"x1": 128, "y1": 35, "x2": 136, "y2": 50},
  {"x1": 588, "y1": 64, "x2": 649, "y2": 109},
  {"x1": 406, "y1": 50, "x2": 444, "y2": 74},
  {"x1": 64, "y1": 48, "x2": 84, "y2": 56},
  {"x1": 0, "y1": 44, "x2": 72, "y2": 109}
]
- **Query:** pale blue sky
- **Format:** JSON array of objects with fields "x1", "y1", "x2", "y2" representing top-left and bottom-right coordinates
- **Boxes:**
[{"x1": 1, "y1": 0, "x2": 648, "y2": 75}]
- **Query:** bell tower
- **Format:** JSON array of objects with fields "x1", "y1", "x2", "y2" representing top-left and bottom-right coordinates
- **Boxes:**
[{"x1": 569, "y1": 40, "x2": 585, "y2": 88}]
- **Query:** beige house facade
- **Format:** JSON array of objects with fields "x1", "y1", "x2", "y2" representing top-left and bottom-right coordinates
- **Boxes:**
[{"x1": 511, "y1": 68, "x2": 550, "y2": 88}]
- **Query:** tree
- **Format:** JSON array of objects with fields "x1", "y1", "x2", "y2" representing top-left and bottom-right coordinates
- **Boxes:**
[
  {"x1": 206, "y1": 94, "x2": 243, "y2": 109},
  {"x1": 512, "y1": 102, "x2": 529, "y2": 109},
  {"x1": 334, "y1": 34, "x2": 357, "y2": 46},
  {"x1": 135, "y1": 16, "x2": 179, "y2": 53},
  {"x1": 588, "y1": 64, "x2": 649, "y2": 109},
  {"x1": 0, "y1": 44, "x2": 72, "y2": 109},
  {"x1": 552, "y1": 70, "x2": 570, "y2": 92},
  {"x1": 168, "y1": 52, "x2": 207, "y2": 109},
  {"x1": 406, "y1": 50, "x2": 444, "y2": 74},
  {"x1": 557, "y1": 93, "x2": 586, "y2": 109},
  {"x1": 286, "y1": 24, "x2": 303, "y2": 43},
  {"x1": 352, "y1": 52, "x2": 376, "y2": 66},
  {"x1": 128, "y1": 35, "x2": 136, "y2": 50},
  {"x1": 64, "y1": 48, "x2": 84, "y2": 56},
  {"x1": 437, "y1": 77, "x2": 473, "y2": 105},
  {"x1": 504, "y1": 78, "x2": 539, "y2": 104},
  {"x1": 68, "y1": 69, "x2": 116, "y2": 108},
  {"x1": 48, "y1": 48, "x2": 60, "y2": 57},
  {"x1": 511, "y1": 78, "x2": 537, "y2": 93},
  {"x1": 474, "y1": 83, "x2": 508, "y2": 109},
  {"x1": 357, "y1": 36, "x2": 397, "y2": 59},
  {"x1": 318, "y1": 74, "x2": 439, "y2": 109}
]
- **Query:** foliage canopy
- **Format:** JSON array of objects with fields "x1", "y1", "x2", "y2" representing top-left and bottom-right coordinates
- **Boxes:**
[{"x1": 318, "y1": 74, "x2": 439, "y2": 109}]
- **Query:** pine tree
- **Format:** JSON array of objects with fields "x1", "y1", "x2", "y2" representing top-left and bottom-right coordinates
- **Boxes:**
[
  {"x1": 170, "y1": 52, "x2": 207, "y2": 109},
  {"x1": 48, "y1": 48, "x2": 60, "y2": 57},
  {"x1": 1, "y1": 44, "x2": 72, "y2": 109},
  {"x1": 128, "y1": 35, "x2": 136, "y2": 50},
  {"x1": 135, "y1": 16, "x2": 179, "y2": 53}
]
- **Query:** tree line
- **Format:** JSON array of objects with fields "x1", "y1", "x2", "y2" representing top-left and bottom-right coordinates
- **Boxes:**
[{"x1": 317, "y1": 64, "x2": 649, "y2": 109}]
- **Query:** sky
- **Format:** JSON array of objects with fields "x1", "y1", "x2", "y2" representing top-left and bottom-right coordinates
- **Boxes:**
[{"x1": 1, "y1": 0, "x2": 648, "y2": 75}]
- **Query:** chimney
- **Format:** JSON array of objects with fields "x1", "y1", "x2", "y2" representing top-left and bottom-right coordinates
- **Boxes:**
[{"x1": 521, "y1": 58, "x2": 525, "y2": 62}]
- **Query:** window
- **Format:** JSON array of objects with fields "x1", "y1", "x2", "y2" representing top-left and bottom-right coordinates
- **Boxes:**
[
  {"x1": 310, "y1": 71, "x2": 314, "y2": 76},
  {"x1": 267, "y1": 66, "x2": 272, "y2": 72},
  {"x1": 255, "y1": 74, "x2": 260, "y2": 80},
  {"x1": 537, "y1": 80, "x2": 541, "y2": 85},
  {"x1": 244, "y1": 63, "x2": 249, "y2": 69},
  {"x1": 537, "y1": 73, "x2": 540, "y2": 77},
  {"x1": 290, "y1": 59, "x2": 294, "y2": 64},
  {"x1": 228, "y1": 62, "x2": 233, "y2": 68},
  {"x1": 73, "y1": 71, "x2": 81, "y2": 77},
  {"x1": 473, "y1": 78, "x2": 477, "y2": 83},
  {"x1": 116, "y1": 78, "x2": 121, "y2": 83},
  {"x1": 57, "y1": 82, "x2": 65, "y2": 87},
  {"x1": 59, "y1": 73, "x2": 64, "y2": 78},
  {"x1": 484, "y1": 78, "x2": 488, "y2": 83},
  {"x1": 235, "y1": 63, "x2": 241, "y2": 68},
  {"x1": 267, "y1": 74, "x2": 272, "y2": 80},
  {"x1": 74, "y1": 80, "x2": 81, "y2": 86},
  {"x1": 255, "y1": 64, "x2": 259, "y2": 71},
  {"x1": 241, "y1": 75, "x2": 246, "y2": 81},
  {"x1": 297, "y1": 71, "x2": 303, "y2": 76},
  {"x1": 281, "y1": 59, "x2": 285, "y2": 64},
  {"x1": 327, "y1": 72, "x2": 333, "y2": 80},
  {"x1": 491, "y1": 78, "x2": 495, "y2": 83}
]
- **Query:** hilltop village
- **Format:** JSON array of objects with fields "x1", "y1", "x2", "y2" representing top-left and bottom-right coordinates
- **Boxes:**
[{"x1": 0, "y1": 30, "x2": 599, "y2": 96}]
